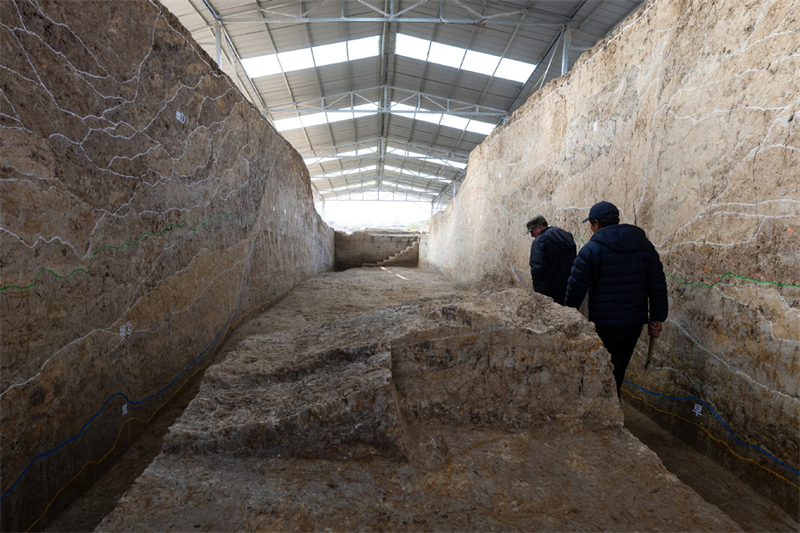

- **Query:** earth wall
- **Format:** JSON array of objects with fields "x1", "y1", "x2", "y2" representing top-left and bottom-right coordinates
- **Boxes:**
[
  {"x1": 0, "y1": 1, "x2": 333, "y2": 530},
  {"x1": 334, "y1": 230, "x2": 419, "y2": 269},
  {"x1": 427, "y1": 0, "x2": 799, "y2": 514}
]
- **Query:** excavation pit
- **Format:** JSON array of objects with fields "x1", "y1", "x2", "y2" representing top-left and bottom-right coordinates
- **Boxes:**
[{"x1": 97, "y1": 270, "x2": 738, "y2": 532}]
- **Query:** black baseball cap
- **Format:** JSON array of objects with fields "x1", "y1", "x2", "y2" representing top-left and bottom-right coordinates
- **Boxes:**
[{"x1": 582, "y1": 201, "x2": 619, "y2": 223}]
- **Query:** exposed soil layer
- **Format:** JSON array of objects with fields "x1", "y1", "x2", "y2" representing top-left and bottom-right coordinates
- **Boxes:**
[
  {"x1": 43, "y1": 267, "x2": 458, "y2": 532},
  {"x1": 621, "y1": 401, "x2": 799, "y2": 532},
  {"x1": 97, "y1": 268, "x2": 739, "y2": 532},
  {"x1": 45, "y1": 268, "x2": 796, "y2": 531}
]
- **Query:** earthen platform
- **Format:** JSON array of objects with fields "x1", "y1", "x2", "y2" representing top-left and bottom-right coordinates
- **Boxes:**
[{"x1": 97, "y1": 268, "x2": 739, "y2": 532}]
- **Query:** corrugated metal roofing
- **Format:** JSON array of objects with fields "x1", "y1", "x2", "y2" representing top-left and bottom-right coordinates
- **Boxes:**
[{"x1": 161, "y1": 0, "x2": 646, "y2": 202}]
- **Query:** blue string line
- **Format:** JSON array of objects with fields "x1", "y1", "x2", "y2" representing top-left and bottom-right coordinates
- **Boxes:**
[
  {"x1": 509, "y1": 262, "x2": 528, "y2": 290},
  {"x1": 1, "y1": 240, "x2": 259, "y2": 502},
  {"x1": 624, "y1": 379, "x2": 800, "y2": 477}
]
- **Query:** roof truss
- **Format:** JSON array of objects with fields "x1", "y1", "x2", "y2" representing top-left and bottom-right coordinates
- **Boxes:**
[{"x1": 165, "y1": 0, "x2": 647, "y2": 204}]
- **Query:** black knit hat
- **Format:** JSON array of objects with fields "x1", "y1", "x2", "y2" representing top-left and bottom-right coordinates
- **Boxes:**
[{"x1": 525, "y1": 215, "x2": 547, "y2": 234}]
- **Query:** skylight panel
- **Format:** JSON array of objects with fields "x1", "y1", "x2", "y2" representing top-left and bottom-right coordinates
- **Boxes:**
[
  {"x1": 244, "y1": 36, "x2": 378, "y2": 79},
  {"x1": 415, "y1": 113, "x2": 443, "y2": 126},
  {"x1": 395, "y1": 33, "x2": 535, "y2": 83},
  {"x1": 300, "y1": 113, "x2": 329, "y2": 128},
  {"x1": 336, "y1": 147, "x2": 379, "y2": 157},
  {"x1": 273, "y1": 104, "x2": 379, "y2": 132},
  {"x1": 311, "y1": 165, "x2": 377, "y2": 180},
  {"x1": 305, "y1": 147, "x2": 378, "y2": 166},
  {"x1": 273, "y1": 116, "x2": 303, "y2": 131},
  {"x1": 324, "y1": 111, "x2": 352, "y2": 125},
  {"x1": 465, "y1": 120, "x2": 496, "y2": 135},
  {"x1": 428, "y1": 42, "x2": 466, "y2": 68},
  {"x1": 390, "y1": 102, "x2": 417, "y2": 114},
  {"x1": 277, "y1": 48, "x2": 316, "y2": 72},
  {"x1": 395, "y1": 34, "x2": 431, "y2": 61},
  {"x1": 347, "y1": 36, "x2": 381, "y2": 61},
  {"x1": 439, "y1": 114, "x2": 470, "y2": 130},
  {"x1": 241, "y1": 54, "x2": 281, "y2": 78},
  {"x1": 342, "y1": 165, "x2": 377, "y2": 175},
  {"x1": 312, "y1": 42, "x2": 347, "y2": 67},
  {"x1": 383, "y1": 165, "x2": 450, "y2": 181},
  {"x1": 304, "y1": 156, "x2": 337, "y2": 165},
  {"x1": 382, "y1": 180, "x2": 435, "y2": 194},
  {"x1": 353, "y1": 102, "x2": 380, "y2": 118},
  {"x1": 462, "y1": 50, "x2": 501, "y2": 76},
  {"x1": 495, "y1": 58, "x2": 536, "y2": 83},
  {"x1": 328, "y1": 180, "x2": 376, "y2": 192},
  {"x1": 389, "y1": 101, "x2": 495, "y2": 136},
  {"x1": 426, "y1": 158, "x2": 467, "y2": 170}
]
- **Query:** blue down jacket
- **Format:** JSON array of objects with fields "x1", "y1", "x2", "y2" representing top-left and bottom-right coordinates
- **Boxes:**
[
  {"x1": 564, "y1": 224, "x2": 668, "y2": 327},
  {"x1": 529, "y1": 226, "x2": 577, "y2": 305}
]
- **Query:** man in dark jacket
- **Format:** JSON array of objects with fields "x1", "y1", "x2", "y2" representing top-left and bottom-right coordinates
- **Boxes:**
[
  {"x1": 527, "y1": 215, "x2": 577, "y2": 305},
  {"x1": 564, "y1": 201, "x2": 668, "y2": 397}
]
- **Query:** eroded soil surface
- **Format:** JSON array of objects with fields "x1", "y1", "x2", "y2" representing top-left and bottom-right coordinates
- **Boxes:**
[{"x1": 46, "y1": 268, "x2": 796, "y2": 532}]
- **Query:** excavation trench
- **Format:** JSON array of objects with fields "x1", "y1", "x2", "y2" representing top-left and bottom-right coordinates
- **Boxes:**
[{"x1": 46, "y1": 268, "x2": 797, "y2": 532}]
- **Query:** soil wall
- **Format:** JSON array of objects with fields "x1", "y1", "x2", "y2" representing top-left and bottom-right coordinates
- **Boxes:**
[
  {"x1": 0, "y1": 1, "x2": 333, "y2": 530},
  {"x1": 427, "y1": 0, "x2": 799, "y2": 514},
  {"x1": 334, "y1": 230, "x2": 419, "y2": 269}
]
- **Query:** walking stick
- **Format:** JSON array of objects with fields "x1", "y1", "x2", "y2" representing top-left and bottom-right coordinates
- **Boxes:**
[{"x1": 644, "y1": 335, "x2": 655, "y2": 369}]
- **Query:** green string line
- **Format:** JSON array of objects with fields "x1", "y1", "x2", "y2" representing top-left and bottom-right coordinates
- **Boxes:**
[
  {"x1": 1, "y1": 212, "x2": 258, "y2": 292},
  {"x1": 498, "y1": 207, "x2": 539, "y2": 221},
  {"x1": 666, "y1": 271, "x2": 800, "y2": 289}
]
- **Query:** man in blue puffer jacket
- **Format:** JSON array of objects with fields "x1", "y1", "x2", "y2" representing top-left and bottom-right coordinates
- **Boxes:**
[{"x1": 564, "y1": 201, "x2": 668, "y2": 398}]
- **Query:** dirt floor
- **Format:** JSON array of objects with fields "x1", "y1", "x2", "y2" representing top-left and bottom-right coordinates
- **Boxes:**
[{"x1": 44, "y1": 267, "x2": 798, "y2": 532}]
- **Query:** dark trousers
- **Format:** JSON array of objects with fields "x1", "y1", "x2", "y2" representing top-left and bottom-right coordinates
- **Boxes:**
[{"x1": 595, "y1": 326, "x2": 643, "y2": 399}]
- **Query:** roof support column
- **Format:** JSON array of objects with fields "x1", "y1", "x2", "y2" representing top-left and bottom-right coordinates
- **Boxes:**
[
  {"x1": 561, "y1": 24, "x2": 571, "y2": 75},
  {"x1": 215, "y1": 19, "x2": 221, "y2": 66}
]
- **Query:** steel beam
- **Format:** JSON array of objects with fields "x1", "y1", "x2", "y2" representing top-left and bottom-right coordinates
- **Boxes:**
[
  {"x1": 185, "y1": 0, "x2": 268, "y2": 115},
  {"x1": 198, "y1": 0, "x2": 571, "y2": 23},
  {"x1": 209, "y1": 15, "x2": 565, "y2": 25},
  {"x1": 267, "y1": 85, "x2": 507, "y2": 116},
  {"x1": 299, "y1": 136, "x2": 471, "y2": 160},
  {"x1": 305, "y1": 155, "x2": 466, "y2": 162},
  {"x1": 507, "y1": 0, "x2": 588, "y2": 114}
]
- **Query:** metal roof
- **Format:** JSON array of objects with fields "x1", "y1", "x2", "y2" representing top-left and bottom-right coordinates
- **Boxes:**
[{"x1": 161, "y1": 0, "x2": 646, "y2": 203}]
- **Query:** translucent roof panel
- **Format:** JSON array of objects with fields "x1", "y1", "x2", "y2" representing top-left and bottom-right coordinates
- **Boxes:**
[
  {"x1": 243, "y1": 36, "x2": 379, "y2": 79},
  {"x1": 241, "y1": 54, "x2": 281, "y2": 78},
  {"x1": 313, "y1": 42, "x2": 348, "y2": 67},
  {"x1": 274, "y1": 103, "x2": 380, "y2": 132},
  {"x1": 311, "y1": 165, "x2": 378, "y2": 180},
  {"x1": 278, "y1": 48, "x2": 316, "y2": 72},
  {"x1": 439, "y1": 114, "x2": 470, "y2": 131},
  {"x1": 395, "y1": 33, "x2": 536, "y2": 83},
  {"x1": 495, "y1": 58, "x2": 536, "y2": 83},
  {"x1": 347, "y1": 36, "x2": 380, "y2": 61},
  {"x1": 461, "y1": 50, "x2": 501, "y2": 76},
  {"x1": 383, "y1": 165, "x2": 451, "y2": 181},
  {"x1": 395, "y1": 33, "x2": 430, "y2": 61},
  {"x1": 428, "y1": 41, "x2": 466, "y2": 69}
]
